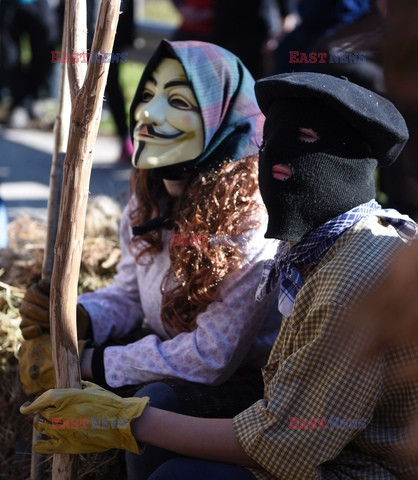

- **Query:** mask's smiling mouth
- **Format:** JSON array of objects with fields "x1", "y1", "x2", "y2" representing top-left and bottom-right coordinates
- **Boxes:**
[
  {"x1": 134, "y1": 124, "x2": 185, "y2": 141},
  {"x1": 272, "y1": 164, "x2": 292, "y2": 180}
]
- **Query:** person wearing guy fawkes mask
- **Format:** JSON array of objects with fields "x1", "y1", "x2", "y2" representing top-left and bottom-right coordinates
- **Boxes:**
[{"x1": 17, "y1": 39, "x2": 281, "y2": 480}]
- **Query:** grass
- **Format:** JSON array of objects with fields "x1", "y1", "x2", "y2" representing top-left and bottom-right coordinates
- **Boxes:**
[{"x1": 143, "y1": 0, "x2": 181, "y2": 24}]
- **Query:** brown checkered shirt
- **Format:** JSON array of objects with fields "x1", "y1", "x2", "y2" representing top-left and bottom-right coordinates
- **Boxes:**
[{"x1": 233, "y1": 216, "x2": 418, "y2": 479}]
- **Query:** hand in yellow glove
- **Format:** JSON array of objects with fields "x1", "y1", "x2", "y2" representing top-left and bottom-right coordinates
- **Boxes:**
[
  {"x1": 19, "y1": 334, "x2": 55, "y2": 396},
  {"x1": 20, "y1": 381, "x2": 149, "y2": 455},
  {"x1": 18, "y1": 335, "x2": 89, "y2": 396},
  {"x1": 19, "y1": 280, "x2": 92, "y2": 340},
  {"x1": 19, "y1": 280, "x2": 50, "y2": 340}
]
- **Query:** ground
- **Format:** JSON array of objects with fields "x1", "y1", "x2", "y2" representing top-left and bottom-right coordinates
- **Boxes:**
[{"x1": 0, "y1": 200, "x2": 126, "y2": 479}]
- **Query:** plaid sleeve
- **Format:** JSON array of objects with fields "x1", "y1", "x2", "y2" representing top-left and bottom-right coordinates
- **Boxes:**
[
  {"x1": 233, "y1": 216, "x2": 411, "y2": 479},
  {"x1": 233, "y1": 302, "x2": 384, "y2": 479}
]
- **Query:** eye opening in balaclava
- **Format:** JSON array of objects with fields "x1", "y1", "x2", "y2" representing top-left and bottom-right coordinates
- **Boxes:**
[{"x1": 258, "y1": 98, "x2": 378, "y2": 242}]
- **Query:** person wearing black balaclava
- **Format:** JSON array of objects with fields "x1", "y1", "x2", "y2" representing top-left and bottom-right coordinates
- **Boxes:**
[
  {"x1": 257, "y1": 96, "x2": 377, "y2": 242},
  {"x1": 20, "y1": 72, "x2": 418, "y2": 480}
]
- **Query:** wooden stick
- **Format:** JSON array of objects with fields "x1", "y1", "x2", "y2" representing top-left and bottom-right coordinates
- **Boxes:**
[
  {"x1": 30, "y1": 9, "x2": 71, "y2": 480},
  {"x1": 49, "y1": 0, "x2": 121, "y2": 478},
  {"x1": 66, "y1": 0, "x2": 87, "y2": 99},
  {"x1": 41, "y1": 17, "x2": 71, "y2": 282}
]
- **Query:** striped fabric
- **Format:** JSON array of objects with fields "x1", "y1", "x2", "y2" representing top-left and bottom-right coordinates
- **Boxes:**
[{"x1": 233, "y1": 215, "x2": 418, "y2": 479}]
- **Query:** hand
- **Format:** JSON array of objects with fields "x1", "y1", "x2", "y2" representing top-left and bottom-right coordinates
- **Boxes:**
[
  {"x1": 19, "y1": 279, "x2": 50, "y2": 340},
  {"x1": 19, "y1": 334, "x2": 55, "y2": 396},
  {"x1": 20, "y1": 381, "x2": 149, "y2": 454},
  {"x1": 19, "y1": 279, "x2": 92, "y2": 340},
  {"x1": 281, "y1": 13, "x2": 301, "y2": 36},
  {"x1": 19, "y1": 335, "x2": 90, "y2": 396}
]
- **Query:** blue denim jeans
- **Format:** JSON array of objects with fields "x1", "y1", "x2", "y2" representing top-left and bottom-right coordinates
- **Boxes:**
[
  {"x1": 148, "y1": 458, "x2": 257, "y2": 480},
  {"x1": 125, "y1": 371, "x2": 263, "y2": 480},
  {"x1": 125, "y1": 382, "x2": 182, "y2": 480}
]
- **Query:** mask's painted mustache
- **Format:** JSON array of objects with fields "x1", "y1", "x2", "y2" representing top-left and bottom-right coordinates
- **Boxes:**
[{"x1": 135, "y1": 124, "x2": 184, "y2": 140}]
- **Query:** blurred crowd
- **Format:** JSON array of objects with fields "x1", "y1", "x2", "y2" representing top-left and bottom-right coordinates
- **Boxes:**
[
  {"x1": 170, "y1": 0, "x2": 418, "y2": 221},
  {"x1": 0, "y1": 0, "x2": 134, "y2": 163},
  {"x1": 0, "y1": 0, "x2": 416, "y2": 215},
  {"x1": 1, "y1": 0, "x2": 417, "y2": 469}
]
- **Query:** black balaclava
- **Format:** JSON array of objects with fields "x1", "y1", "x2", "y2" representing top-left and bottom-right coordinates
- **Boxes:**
[{"x1": 259, "y1": 98, "x2": 377, "y2": 242}]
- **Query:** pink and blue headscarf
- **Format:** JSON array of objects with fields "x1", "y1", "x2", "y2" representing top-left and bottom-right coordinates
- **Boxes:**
[{"x1": 129, "y1": 39, "x2": 264, "y2": 172}]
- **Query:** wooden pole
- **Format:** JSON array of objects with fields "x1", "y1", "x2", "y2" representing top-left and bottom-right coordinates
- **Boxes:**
[
  {"x1": 30, "y1": 9, "x2": 71, "y2": 480},
  {"x1": 49, "y1": 0, "x2": 120, "y2": 478},
  {"x1": 42, "y1": 12, "x2": 71, "y2": 283}
]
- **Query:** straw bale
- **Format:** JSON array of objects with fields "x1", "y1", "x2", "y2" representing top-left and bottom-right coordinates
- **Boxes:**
[{"x1": 0, "y1": 195, "x2": 125, "y2": 479}]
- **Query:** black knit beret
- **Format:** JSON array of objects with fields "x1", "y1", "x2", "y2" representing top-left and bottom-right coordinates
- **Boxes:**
[{"x1": 255, "y1": 72, "x2": 409, "y2": 167}]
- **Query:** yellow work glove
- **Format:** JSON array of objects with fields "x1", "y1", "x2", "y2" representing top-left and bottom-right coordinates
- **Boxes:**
[
  {"x1": 19, "y1": 279, "x2": 91, "y2": 340},
  {"x1": 19, "y1": 280, "x2": 50, "y2": 339},
  {"x1": 18, "y1": 334, "x2": 89, "y2": 396},
  {"x1": 19, "y1": 334, "x2": 54, "y2": 396},
  {"x1": 20, "y1": 381, "x2": 149, "y2": 455}
]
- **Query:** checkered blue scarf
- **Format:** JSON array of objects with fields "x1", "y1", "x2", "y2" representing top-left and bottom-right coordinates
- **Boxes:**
[{"x1": 256, "y1": 200, "x2": 418, "y2": 317}]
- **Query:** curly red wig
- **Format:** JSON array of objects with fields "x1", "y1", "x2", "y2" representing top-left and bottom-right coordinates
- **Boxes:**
[{"x1": 129, "y1": 155, "x2": 264, "y2": 335}]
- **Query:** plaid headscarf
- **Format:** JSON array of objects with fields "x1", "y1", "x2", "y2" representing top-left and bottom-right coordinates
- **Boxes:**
[
  {"x1": 256, "y1": 200, "x2": 418, "y2": 317},
  {"x1": 129, "y1": 39, "x2": 264, "y2": 170}
]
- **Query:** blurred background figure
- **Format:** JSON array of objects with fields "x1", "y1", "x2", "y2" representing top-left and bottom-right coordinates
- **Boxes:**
[
  {"x1": 171, "y1": 0, "x2": 215, "y2": 42},
  {"x1": 272, "y1": 0, "x2": 372, "y2": 74},
  {"x1": 349, "y1": 238, "x2": 418, "y2": 461},
  {"x1": 347, "y1": 0, "x2": 418, "y2": 461},
  {"x1": 377, "y1": 0, "x2": 418, "y2": 221},
  {"x1": 87, "y1": 0, "x2": 135, "y2": 163},
  {"x1": 171, "y1": 0, "x2": 280, "y2": 78},
  {"x1": 0, "y1": 0, "x2": 59, "y2": 128},
  {"x1": 301, "y1": 0, "x2": 384, "y2": 93},
  {"x1": 353, "y1": 240, "x2": 418, "y2": 358},
  {"x1": 270, "y1": 0, "x2": 418, "y2": 220},
  {"x1": 211, "y1": 0, "x2": 280, "y2": 79},
  {"x1": 106, "y1": 0, "x2": 135, "y2": 164}
]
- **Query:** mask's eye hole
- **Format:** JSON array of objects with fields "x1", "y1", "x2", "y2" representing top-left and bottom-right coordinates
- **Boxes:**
[
  {"x1": 140, "y1": 89, "x2": 154, "y2": 103},
  {"x1": 169, "y1": 95, "x2": 194, "y2": 110},
  {"x1": 298, "y1": 127, "x2": 320, "y2": 143}
]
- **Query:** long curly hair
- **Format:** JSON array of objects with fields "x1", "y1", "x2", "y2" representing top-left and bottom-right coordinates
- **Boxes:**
[{"x1": 129, "y1": 155, "x2": 264, "y2": 335}]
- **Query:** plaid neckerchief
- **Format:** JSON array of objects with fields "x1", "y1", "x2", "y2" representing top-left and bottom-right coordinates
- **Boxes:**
[{"x1": 256, "y1": 200, "x2": 418, "y2": 317}]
